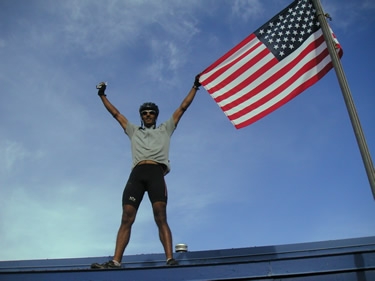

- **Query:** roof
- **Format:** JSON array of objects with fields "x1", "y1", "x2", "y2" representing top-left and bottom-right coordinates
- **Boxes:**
[{"x1": 1, "y1": 236, "x2": 375, "y2": 280}]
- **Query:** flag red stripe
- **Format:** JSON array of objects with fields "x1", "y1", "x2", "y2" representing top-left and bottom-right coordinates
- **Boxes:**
[
  {"x1": 234, "y1": 61, "x2": 334, "y2": 129},
  {"x1": 202, "y1": 33, "x2": 258, "y2": 75},
  {"x1": 212, "y1": 49, "x2": 276, "y2": 102},
  {"x1": 227, "y1": 47, "x2": 331, "y2": 121},
  {"x1": 203, "y1": 40, "x2": 264, "y2": 88},
  {"x1": 220, "y1": 34, "x2": 327, "y2": 113},
  {"x1": 199, "y1": 0, "x2": 343, "y2": 129},
  {"x1": 214, "y1": 58, "x2": 277, "y2": 105}
]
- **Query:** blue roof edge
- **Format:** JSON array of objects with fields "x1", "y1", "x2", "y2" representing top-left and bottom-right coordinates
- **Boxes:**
[{"x1": 1, "y1": 236, "x2": 375, "y2": 281}]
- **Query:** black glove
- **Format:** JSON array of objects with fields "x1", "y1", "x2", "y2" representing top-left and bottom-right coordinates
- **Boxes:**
[
  {"x1": 96, "y1": 82, "x2": 107, "y2": 96},
  {"x1": 193, "y1": 74, "x2": 201, "y2": 89}
]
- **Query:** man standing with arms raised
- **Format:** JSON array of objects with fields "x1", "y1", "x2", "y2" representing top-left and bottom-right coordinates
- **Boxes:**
[{"x1": 91, "y1": 75, "x2": 201, "y2": 269}]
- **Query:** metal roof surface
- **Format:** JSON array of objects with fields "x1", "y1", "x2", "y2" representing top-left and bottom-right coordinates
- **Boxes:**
[{"x1": 1, "y1": 236, "x2": 375, "y2": 280}]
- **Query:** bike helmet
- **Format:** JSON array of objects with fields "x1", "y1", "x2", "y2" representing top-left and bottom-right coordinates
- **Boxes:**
[{"x1": 139, "y1": 102, "x2": 159, "y2": 118}]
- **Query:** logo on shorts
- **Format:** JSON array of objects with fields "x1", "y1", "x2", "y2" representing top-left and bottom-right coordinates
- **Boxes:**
[{"x1": 129, "y1": 196, "x2": 136, "y2": 202}]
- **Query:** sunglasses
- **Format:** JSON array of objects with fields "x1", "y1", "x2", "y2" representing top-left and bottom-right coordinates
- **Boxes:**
[{"x1": 141, "y1": 110, "x2": 156, "y2": 116}]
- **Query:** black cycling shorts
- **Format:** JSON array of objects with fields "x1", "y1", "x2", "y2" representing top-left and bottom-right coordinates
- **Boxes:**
[{"x1": 122, "y1": 164, "x2": 168, "y2": 209}]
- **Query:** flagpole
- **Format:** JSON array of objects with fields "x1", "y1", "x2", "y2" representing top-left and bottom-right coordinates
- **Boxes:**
[{"x1": 312, "y1": 0, "x2": 375, "y2": 199}]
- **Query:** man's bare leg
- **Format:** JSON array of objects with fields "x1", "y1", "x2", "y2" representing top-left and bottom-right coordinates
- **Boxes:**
[
  {"x1": 113, "y1": 204, "x2": 137, "y2": 262},
  {"x1": 152, "y1": 201, "x2": 174, "y2": 260}
]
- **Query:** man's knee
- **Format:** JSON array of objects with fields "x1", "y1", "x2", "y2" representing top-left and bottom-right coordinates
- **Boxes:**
[
  {"x1": 121, "y1": 205, "x2": 137, "y2": 225},
  {"x1": 152, "y1": 202, "x2": 167, "y2": 225}
]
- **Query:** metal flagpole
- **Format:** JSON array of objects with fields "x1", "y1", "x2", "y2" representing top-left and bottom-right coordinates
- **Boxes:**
[{"x1": 312, "y1": 0, "x2": 375, "y2": 199}]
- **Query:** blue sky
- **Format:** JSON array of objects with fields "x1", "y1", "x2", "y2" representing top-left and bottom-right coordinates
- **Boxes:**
[{"x1": 0, "y1": 0, "x2": 374, "y2": 261}]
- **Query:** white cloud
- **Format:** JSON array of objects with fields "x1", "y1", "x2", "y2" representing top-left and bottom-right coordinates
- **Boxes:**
[
  {"x1": 26, "y1": 0, "x2": 201, "y2": 58},
  {"x1": 361, "y1": 0, "x2": 375, "y2": 9},
  {"x1": 0, "y1": 180, "x2": 122, "y2": 260},
  {"x1": 0, "y1": 140, "x2": 44, "y2": 177},
  {"x1": 0, "y1": 141, "x2": 27, "y2": 173},
  {"x1": 231, "y1": 0, "x2": 264, "y2": 22},
  {"x1": 320, "y1": 0, "x2": 375, "y2": 30},
  {"x1": 146, "y1": 40, "x2": 190, "y2": 82}
]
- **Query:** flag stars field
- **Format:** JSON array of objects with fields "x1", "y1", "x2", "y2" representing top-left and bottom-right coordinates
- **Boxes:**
[{"x1": 201, "y1": 0, "x2": 342, "y2": 129}]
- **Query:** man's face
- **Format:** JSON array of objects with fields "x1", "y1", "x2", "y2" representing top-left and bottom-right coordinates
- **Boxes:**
[{"x1": 141, "y1": 110, "x2": 157, "y2": 127}]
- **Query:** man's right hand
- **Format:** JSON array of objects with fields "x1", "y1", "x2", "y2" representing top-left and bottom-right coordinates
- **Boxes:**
[
  {"x1": 96, "y1": 82, "x2": 107, "y2": 96},
  {"x1": 193, "y1": 74, "x2": 201, "y2": 89}
]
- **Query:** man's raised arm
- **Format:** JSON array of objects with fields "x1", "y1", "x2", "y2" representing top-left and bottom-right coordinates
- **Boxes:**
[
  {"x1": 97, "y1": 82, "x2": 128, "y2": 130},
  {"x1": 173, "y1": 75, "x2": 201, "y2": 126}
]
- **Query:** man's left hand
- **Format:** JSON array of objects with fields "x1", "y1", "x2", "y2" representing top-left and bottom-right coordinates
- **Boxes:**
[
  {"x1": 194, "y1": 74, "x2": 201, "y2": 89},
  {"x1": 96, "y1": 82, "x2": 107, "y2": 96}
]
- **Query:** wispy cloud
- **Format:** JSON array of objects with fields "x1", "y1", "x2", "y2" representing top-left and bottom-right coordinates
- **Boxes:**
[
  {"x1": 362, "y1": 0, "x2": 375, "y2": 9},
  {"x1": 231, "y1": 0, "x2": 264, "y2": 22},
  {"x1": 320, "y1": 0, "x2": 375, "y2": 30},
  {"x1": 25, "y1": 0, "x2": 201, "y2": 58},
  {"x1": 0, "y1": 140, "x2": 44, "y2": 178}
]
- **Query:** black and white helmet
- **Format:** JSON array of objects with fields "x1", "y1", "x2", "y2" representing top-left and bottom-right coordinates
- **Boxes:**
[{"x1": 139, "y1": 102, "x2": 159, "y2": 118}]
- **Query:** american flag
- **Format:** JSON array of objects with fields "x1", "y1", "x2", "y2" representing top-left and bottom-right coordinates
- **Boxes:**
[{"x1": 200, "y1": 0, "x2": 343, "y2": 129}]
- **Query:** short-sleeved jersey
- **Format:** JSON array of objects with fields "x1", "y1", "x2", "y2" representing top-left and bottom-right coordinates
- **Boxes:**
[{"x1": 125, "y1": 116, "x2": 176, "y2": 174}]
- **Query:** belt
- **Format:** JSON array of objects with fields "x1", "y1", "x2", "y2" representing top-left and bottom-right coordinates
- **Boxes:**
[{"x1": 137, "y1": 160, "x2": 159, "y2": 166}]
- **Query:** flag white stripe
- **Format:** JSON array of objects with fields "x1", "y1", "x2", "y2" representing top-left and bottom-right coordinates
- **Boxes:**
[
  {"x1": 231, "y1": 51, "x2": 332, "y2": 126},
  {"x1": 203, "y1": 38, "x2": 264, "y2": 92},
  {"x1": 212, "y1": 50, "x2": 273, "y2": 101},
  {"x1": 223, "y1": 30, "x2": 327, "y2": 115},
  {"x1": 200, "y1": 0, "x2": 343, "y2": 128},
  {"x1": 200, "y1": 36, "x2": 259, "y2": 82}
]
